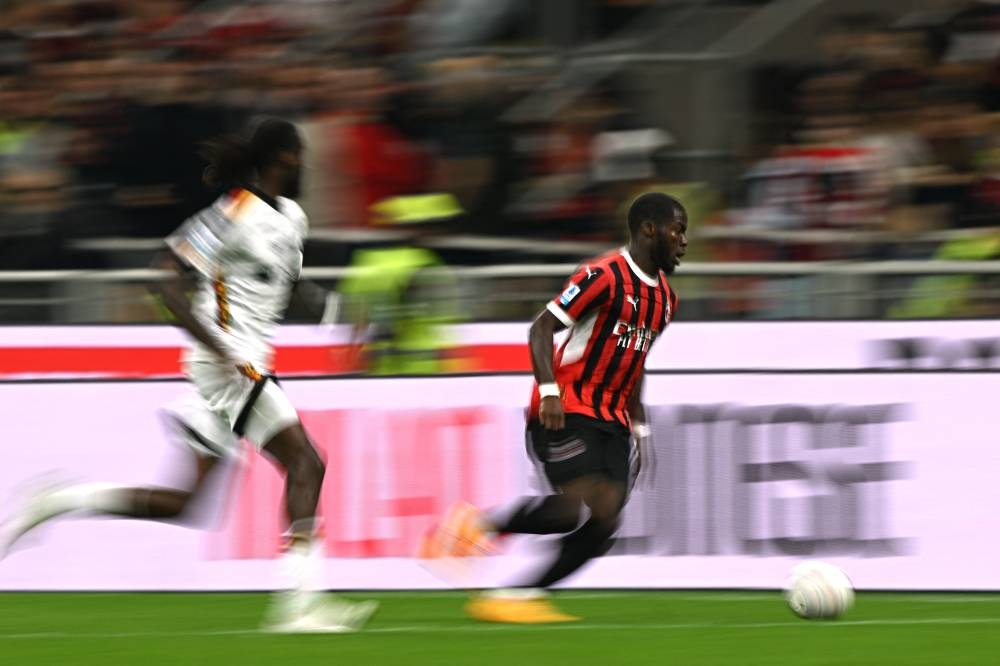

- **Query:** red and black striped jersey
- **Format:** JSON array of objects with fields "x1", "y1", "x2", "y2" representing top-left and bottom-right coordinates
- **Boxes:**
[{"x1": 529, "y1": 248, "x2": 678, "y2": 427}]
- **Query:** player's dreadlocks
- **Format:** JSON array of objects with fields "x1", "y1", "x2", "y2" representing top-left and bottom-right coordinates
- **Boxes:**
[{"x1": 200, "y1": 118, "x2": 301, "y2": 189}]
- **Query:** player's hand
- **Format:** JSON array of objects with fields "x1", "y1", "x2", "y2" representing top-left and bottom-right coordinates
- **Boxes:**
[
  {"x1": 539, "y1": 395, "x2": 565, "y2": 431},
  {"x1": 630, "y1": 425, "x2": 656, "y2": 491}
]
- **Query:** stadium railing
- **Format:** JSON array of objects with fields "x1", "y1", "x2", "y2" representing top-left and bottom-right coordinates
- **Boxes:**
[{"x1": 2, "y1": 259, "x2": 1000, "y2": 323}]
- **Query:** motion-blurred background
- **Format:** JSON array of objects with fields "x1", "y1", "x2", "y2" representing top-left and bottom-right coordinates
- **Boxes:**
[
  {"x1": 3, "y1": 0, "x2": 1000, "y2": 326},
  {"x1": 7, "y1": 9, "x2": 1000, "y2": 659}
]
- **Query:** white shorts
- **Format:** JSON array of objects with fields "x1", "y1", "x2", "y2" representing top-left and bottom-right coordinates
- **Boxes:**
[{"x1": 162, "y1": 360, "x2": 300, "y2": 459}]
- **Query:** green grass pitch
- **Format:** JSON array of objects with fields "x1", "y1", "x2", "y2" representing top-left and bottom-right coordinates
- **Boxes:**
[{"x1": 2, "y1": 591, "x2": 999, "y2": 665}]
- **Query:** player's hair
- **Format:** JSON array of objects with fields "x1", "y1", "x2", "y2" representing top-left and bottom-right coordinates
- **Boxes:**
[
  {"x1": 200, "y1": 118, "x2": 302, "y2": 189},
  {"x1": 627, "y1": 192, "x2": 685, "y2": 236}
]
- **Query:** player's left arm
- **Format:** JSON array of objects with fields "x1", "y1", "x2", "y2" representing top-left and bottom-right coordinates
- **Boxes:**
[
  {"x1": 290, "y1": 277, "x2": 341, "y2": 326},
  {"x1": 282, "y1": 200, "x2": 340, "y2": 326},
  {"x1": 628, "y1": 369, "x2": 647, "y2": 425},
  {"x1": 630, "y1": 289, "x2": 676, "y2": 487},
  {"x1": 628, "y1": 369, "x2": 655, "y2": 488}
]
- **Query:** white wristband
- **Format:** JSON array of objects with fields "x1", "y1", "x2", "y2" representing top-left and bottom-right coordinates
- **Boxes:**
[
  {"x1": 539, "y1": 383, "x2": 561, "y2": 399},
  {"x1": 632, "y1": 423, "x2": 652, "y2": 439}
]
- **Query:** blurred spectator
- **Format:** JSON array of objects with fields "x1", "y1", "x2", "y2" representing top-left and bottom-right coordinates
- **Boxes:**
[
  {"x1": 421, "y1": 55, "x2": 517, "y2": 233},
  {"x1": 0, "y1": 169, "x2": 70, "y2": 269},
  {"x1": 322, "y1": 65, "x2": 434, "y2": 227},
  {"x1": 410, "y1": 0, "x2": 529, "y2": 50},
  {"x1": 889, "y1": 233, "x2": 1000, "y2": 319},
  {"x1": 7, "y1": 0, "x2": 1000, "y2": 324},
  {"x1": 340, "y1": 207, "x2": 464, "y2": 376}
]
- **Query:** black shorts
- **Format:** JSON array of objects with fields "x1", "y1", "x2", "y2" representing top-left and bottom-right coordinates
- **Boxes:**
[{"x1": 527, "y1": 414, "x2": 632, "y2": 487}]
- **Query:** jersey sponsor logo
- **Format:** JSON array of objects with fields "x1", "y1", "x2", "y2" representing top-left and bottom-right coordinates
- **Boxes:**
[
  {"x1": 612, "y1": 319, "x2": 656, "y2": 352},
  {"x1": 559, "y1": 283, "x2": 581, "y2": 306}
]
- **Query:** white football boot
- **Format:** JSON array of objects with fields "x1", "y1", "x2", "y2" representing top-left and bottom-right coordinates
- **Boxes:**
[
  {"x1": 0, "y1": 480, "x2": 72, "y2": 559},
  {"x1": 261, "y1": 592, "x2": 379, "y2": 634}
]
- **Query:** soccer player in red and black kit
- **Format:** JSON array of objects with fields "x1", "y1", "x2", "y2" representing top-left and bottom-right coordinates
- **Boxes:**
[{"x1": 422, "y1": 192, "x2": 687, "y2": 623}]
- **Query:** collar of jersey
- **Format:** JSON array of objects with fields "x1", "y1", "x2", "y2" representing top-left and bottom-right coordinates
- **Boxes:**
[
  {"x1": 620, "y1": 248, "x2": 659, "y2": 287},
  {"x1": 243, "y1": 185, "x2": 280, "y2": 212}
]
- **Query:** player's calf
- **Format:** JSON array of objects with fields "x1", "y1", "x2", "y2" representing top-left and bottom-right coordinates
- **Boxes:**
[
  {"x1": 262, "y1": 424, "x2": 326, "y2": 524},
  {"x1": 490, "y1": 495, "x2": 581, "y2": 535}
]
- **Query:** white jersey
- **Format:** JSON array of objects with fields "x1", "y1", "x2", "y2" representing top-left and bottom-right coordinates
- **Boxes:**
[{"x1": 166, "y1": 188, "x2": 307, "y2": 370}]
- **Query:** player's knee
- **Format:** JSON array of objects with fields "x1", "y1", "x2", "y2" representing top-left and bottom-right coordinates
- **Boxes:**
[
  {"x1": 586, "y1": 483, "x2": 625, "y2": 524},
  {"x1": 148, "y1": 490, "x2": 194, "y2": 519},
  {"x1": 172, "y1": 492, "x2": 195, "y2": 518},
  {"x1": 551, "y1": 496, "x2": 583, "y2": 532},
  {"x1": 311, "y1": 453, "x2": 326, "y2": 488},
  {"x1": 586, "y1": 501, "x2": 605, "y2": 524}
]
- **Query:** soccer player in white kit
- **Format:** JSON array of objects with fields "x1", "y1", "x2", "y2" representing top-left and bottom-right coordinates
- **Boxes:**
[{"x1": 0, "y1": 119, "x2": 376, "y2": 633}]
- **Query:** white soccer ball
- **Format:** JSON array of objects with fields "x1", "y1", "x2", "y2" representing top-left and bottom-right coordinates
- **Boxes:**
[{"x1": 784, "y1": 561, "x2": 855, "y2": 620}]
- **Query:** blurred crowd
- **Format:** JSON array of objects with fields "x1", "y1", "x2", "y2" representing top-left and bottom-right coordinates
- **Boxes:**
[
  {"x1": 732, "y1": 3, "x2": 1000, "y2": 259},
  {"x1": 707, "y1": 3, "x2": 1000, "y2": 318},
  {"x1": 0, "y1": 0, "x2": 682, "y2": 269},
  {"x1": 4, "y1": 0, "x2": 1000, "y2": 293}
]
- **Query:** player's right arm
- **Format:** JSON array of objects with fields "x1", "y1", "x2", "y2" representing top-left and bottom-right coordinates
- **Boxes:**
[
  {"x1": 531, "y1": 263, "x2": 612, "y2": 430},
  {"x1": 530, "y1": 308, "x2": 565, "y2": 431},
  {"x1": 153, "y1": 204, "x2": 256, "y2": 376},
  {"x1": 149, "y1": 250, "x2": 234, "y2": 365}
]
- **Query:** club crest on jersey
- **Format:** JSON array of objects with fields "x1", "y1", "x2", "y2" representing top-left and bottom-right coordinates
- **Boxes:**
[
  {"x1": 559, "y1": 283, "x2": 581, "y2": 306},
  {"x1": 613, "y1": 320, "x2": 656, "y2": 351}
]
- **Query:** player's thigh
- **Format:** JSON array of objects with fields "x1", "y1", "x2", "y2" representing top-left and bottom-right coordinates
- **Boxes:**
[
  {"x1": 185, "y1": 364, "x2": 316, "y2": 470},
  {"x1": 528, "y1": 414, "x2": 606, "y2": 488},
  {"x1": 161, "y1": 394, "x2": 240, "y2": 460},
  {"x1": 186, "y1": 360, "x2": 250, "y2": 423},
  {"x1": 589, "y1": 423, "x2": 631, "y2": 517},
  {"x1": 598, "y1": 421, "x2": 632, "y2": 487},
  {"x1": 581, "y1": 477, "x2": 627, "y2": 523},
  {"x1": 240, "y1": 379, "x2": 303, "y2": 453},
  {"x1": 538, "y1": 419, "x2": 630, "y2": 521}
]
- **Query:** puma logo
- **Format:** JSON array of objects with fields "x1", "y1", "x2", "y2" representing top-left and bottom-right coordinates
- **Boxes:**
[
  {"x1": 626, "y1": 295, "x2": 639, "y2": 310},
  {"x1": 584, "y1": 265, "x2": 596, "y2": 279}
]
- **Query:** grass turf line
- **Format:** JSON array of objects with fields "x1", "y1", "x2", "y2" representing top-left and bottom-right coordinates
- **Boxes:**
[{"x1": 0, "y1": 591, "x2": 998, "y2": 665}]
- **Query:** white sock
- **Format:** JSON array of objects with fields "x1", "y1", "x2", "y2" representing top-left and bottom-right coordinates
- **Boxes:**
[
  {"x1": 276, "y1": 519, "x2": 323, "y2": 614},
  {"x1": 43, "y1": 483, "x2": 133, "y2": 517}
]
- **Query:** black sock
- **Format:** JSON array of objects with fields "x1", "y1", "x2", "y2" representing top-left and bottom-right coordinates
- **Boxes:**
[
  {"x1": 529, "y1": 518, "x2": 617, "y2": 589},
  {"x1": 493, "y1": 495, "x2": 579, "y2": 535}
]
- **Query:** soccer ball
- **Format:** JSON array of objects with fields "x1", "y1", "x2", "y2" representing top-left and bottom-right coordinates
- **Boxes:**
[{"x1": 784, "y1": 561, "x2": 854, "y2": 620}]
